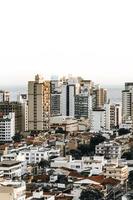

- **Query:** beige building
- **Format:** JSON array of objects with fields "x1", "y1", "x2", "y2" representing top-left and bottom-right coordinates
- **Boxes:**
[
  {"x1": 93, "y1": 86, "x2": 107, "y2": 109},
  {"x1": 0, "y1": 180, "x2": 26, "y2": 200},
  {"x1": 28, "y1": 74, "x2": 50, "y2": 131},
  {"x1": 104, "y1": 163, "x2": 128, "y2": 184}
]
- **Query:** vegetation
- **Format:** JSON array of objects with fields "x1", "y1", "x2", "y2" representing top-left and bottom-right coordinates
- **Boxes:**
[
  {"x1": 12, "y1": 133, "x2": 23, "y2": 142},
  {"x1": 80, "y1": 188, "x2": 103, "y2": 200},
  {"x1": 118, "y1": 128, "x2": 130, "y2": 136}
]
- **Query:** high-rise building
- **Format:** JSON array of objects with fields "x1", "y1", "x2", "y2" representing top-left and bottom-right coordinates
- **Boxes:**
[
  {"x1": 122, "y1": 83, "x2": 133, "y2": 122},
  {"x1": 50, "y1": 79, "x2": 61, "y2": 116},
  {"x1": 28, "y1": 74, "x2": 50, "y2": 131},
  {"x1": 0, "y1": 102, "x2": 22, "y2": 133},
  {"x1": 104, "y1": 101, "x2": 122, "y2": 130},
  {"x1": 92, "y1": 86, "x2": 107, "y2": 109},
  {"x1": 0, "y1": 91, "x2": 10, "y2": 102},
  {"x1": 0, "y1": 113, "x2": 15, "y2": 143},
  {"x1": 60, "y1": 82, "x2": 75, "y2": 117},
  {"x1": 90, "y1": 109, "x2": 106, "y2": 132},
  {"x1": 17, "y1": 94, "x2": 28, "y2": 132}
]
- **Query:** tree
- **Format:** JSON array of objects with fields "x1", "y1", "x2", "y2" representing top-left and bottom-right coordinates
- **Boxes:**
[
  {"x1": 12, "y1": 133, "x2": 23, "y2": 143},
  {"x1": 69, "y1": 149, "x2": 81, "y2": 159},
  {"x1": 78, "y1": 135, "x2": 106, "y2": 156},
  {"x1": 38, "y1": 159, "x2": 50, "y2": 168},
  {"x1": 118, "y1": 128, "x2": 130, "y2": 136},
  {"x1": 128, "y1": 170, "x2": 133, "y2": 189},
  {"x1": 80, "y1": 188, "x2": 103, "y2": 200}
]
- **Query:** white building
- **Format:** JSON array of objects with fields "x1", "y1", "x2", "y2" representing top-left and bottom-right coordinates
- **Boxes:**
[
  {"x1": 0, "y1": 180, "x2": 26, "y2": 200},
  {"x1": 17, "y1": 94, "x2": 28, "y2": 131},
  {"x1": 51, "y1": 155, "x2": 106, "y2": 175},
  {"x1": 19, "y1": 146, "x2": 60, "y2": 164},
  {"x1": 90, "y1": 109, "x2": 106, "y2": 132},
  {"x1": 0, "y1": 160, "x2": 22, "y2": 178},
  {"x1": 95, "y1": 141, "x2": 122, "y2": 159},
  {"x1": 0, "y1": 112, "x2": 15, "y2": 142},
  {"x1": 1, "y1": 153, "x2": 27, "y2": 175}
]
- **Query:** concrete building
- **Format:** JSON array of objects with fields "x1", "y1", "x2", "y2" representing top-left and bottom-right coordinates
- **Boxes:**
[
  {"x1": 104, "y1": 162, "x2": 128, "y2": 184},
  {"x1": 0, "y1": 160, "x2": 22, "y2": 178},
  {"x1": 0, "y1": 113, "x2": 15, "y2": 143},
  {"x1": 50, "y1": 116, "x2": 79, "y2": 132},
  {"x1": 51, "y1": 155, "x2": 106, "y2": 175},
  {"x1": 0, "y1": 101, "x2": 22, "y2": 132},
  {"x1": 28, "y1": 74, "x2": 51, "y2": 131},
  {"x1": 60, "y1": 82, "x2": 75, "y2": 117},
  {"x1": 122, "y1": 89, "x2": 132, "y2": 122},
  {"x1": 95, "y1": 141, "x2": 122, "y2": 159},
  {"x1": 90, "y1": 109, "x2": 106, "y2": 132},
  {"x1": 110, "y1": 104, "x2": 122, "y2": 129},
  {"x1": 104, "y1": 102, "x2": 122, "y2": 130},
  {"x1": 0, "y1": 90, "x2": 10, "y2": 102},
  {"x1": 19, "y1": 146, "x2": 60, "y2": 164},
  {"x1": 50, "y1": 79, "x2": 61, "y2": 116},
  {"x1": 74, "y1": 94, "x2": 92, "y2": 119},
  {"x1": 92, "y1": 86, "x2": 107, "y2": 109},
  {"x1": 0, "y1": 180, "x2": 26, "y2": 200},
  {"x1": 122, "y1": 82, "x2": 133, "y2": 123},
  {"x1": 51, "y1": 94, "x2": 61, "y2": 116},
  {"x1": 1, "y1": 153, "x2": 27, "y2": 176},
  {"x1": 17, "y1": 94, "x2": 28, "y2": 131}
]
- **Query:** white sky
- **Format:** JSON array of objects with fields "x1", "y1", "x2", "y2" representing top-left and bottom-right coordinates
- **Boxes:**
[{"x1": 0, "y1": 0, "x2": 133, "y2": 86}]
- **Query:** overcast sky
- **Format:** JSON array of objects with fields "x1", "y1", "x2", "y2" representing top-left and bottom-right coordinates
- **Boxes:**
[{"x1": 0, "y1": 0, "x2": 133, "y2": 86}]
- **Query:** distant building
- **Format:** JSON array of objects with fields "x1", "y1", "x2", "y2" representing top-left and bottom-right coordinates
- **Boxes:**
[
  {"x1": 0, "y1": 113, "x2": 15, "y2": 143},
  {"x1": 50, "y1": 116, "x2": 79, "y2": 132},
  {"x1": 0, "y1": 101, "x2": 22, "y2": 133},
  {"x1": 104, "y1": 102, "x2": 122, "y2": 130},
  {"x1": 90, "y1": 109, "x2": 106, "y2": 132},
  {"x1": 92, "y1": 86, "x2": 107, "y2": 109},
  {"x1": 28, "y1": 74, "x2": 51, "y2": 131},
  {"x1": 0, "y1": 91, "x2": 10, "y2": 102},
  {"x1": 60, "y1": 82, "x2": 75, "y2": 117},
  {"x1": 17, "y1": 94, "x2": 28, "y2": 132}
]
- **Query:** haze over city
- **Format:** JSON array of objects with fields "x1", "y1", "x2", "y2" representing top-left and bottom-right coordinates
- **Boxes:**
[{"x1": 0, "y1": 0, "x2": 133, "y2": 86}]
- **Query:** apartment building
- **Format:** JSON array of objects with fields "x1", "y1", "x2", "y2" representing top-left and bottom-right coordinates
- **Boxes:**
[
  {"x1": 17, "y1": 94, "x2": 28, "y2": 132},
  {"x1": 19, "y1": 146, "x2": 60, "y2": 164},
  {"x1": 0, "y1": 160, "x2": 22, "y2": 178},
  {"x1": 28, "y1": 74, "x2": 51, "y2": 131},
  {"x1": 0, "y1": 101, "x2": 22, "y2": 132},
  {"x1": 0, "y1": 180, "x2": 26, "y2": 200},
  {"x1": 0, "y1": 90, "x2": 10, "y2": 102},
  {"x1": 95, "y1": 141, "x2": 122, "y2": 159},
  {"x1": 90, "y1": 109, "x2": 106, "y2": 132},
  {"x1": 104, "y1": 163, "x2": 128, "y2": 184},
  {"x1": 0, "y1": 113, "x2": 15, "y2": 143}
]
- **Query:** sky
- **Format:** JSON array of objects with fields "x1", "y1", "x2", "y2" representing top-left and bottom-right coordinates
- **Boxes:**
[{"x1": 0, "y1": 0, "x2": 133, "y2": 86}]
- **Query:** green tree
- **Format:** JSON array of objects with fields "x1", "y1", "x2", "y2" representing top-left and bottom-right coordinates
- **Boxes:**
[{"x1": 80, "y1": 188, "x2": 103, "y2": 200}]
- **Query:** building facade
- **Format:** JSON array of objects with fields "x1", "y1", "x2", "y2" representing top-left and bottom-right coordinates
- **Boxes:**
[
  {"x1": 0, "y1": 113, "x2": 15, "y2": 143},
  {"x1": 28, "y1": 74, "x2": 51, "y2": 131}
]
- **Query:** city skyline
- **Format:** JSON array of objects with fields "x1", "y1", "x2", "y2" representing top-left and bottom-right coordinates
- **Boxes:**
[{"x1": 0, "y1": 0, "x2": 133, "y2": 86}]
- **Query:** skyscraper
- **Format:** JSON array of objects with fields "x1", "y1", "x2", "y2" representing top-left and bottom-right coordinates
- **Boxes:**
[
  {"x1": 28, "y1": 74, "x2": 50, "y2": 131},
  {"x1": 122, "y1": 82, "x2": 133, "y2": 122}
]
